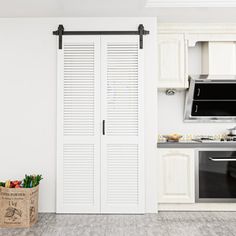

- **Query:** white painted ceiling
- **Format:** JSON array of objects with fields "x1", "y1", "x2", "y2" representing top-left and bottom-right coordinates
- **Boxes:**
[
  {"x1": 1, "y1": 0, "x2": 236, "y2": 22},
  {"x1": 146, "y1": 0, "x2": 236, "y2": 7}
]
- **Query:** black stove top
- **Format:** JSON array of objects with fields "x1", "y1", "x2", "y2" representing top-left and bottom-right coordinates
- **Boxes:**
[{"x1": 192, "y1": 136, "x2": 236, "y2": 143}]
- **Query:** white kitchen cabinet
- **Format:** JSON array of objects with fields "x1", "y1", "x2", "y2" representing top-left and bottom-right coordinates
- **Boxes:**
[
  {"x1": 202, "y1": 42, "x2": 236, "y2": 76},
  {"x1": 56, "y1": 35, "x2": 145, "y2": 213},
  {"x1": 157, "y1": 34, "x2": 187, "y2": 89},
  {"x1": 157, "y1": 148, "x2": 195, "y2": 203}
]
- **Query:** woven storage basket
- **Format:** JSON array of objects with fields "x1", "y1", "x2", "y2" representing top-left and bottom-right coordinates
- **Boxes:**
[{"x1": 0, "y1": 185, "x2": 39, "y2": 228}]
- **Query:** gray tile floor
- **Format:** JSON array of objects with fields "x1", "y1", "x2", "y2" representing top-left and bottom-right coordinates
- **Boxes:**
[{"x1": 1, "y1": 212, "x2": 236, "y2": 236}]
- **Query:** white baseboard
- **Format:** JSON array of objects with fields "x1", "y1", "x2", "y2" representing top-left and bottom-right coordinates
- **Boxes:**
[{"x1": 159, "y1": 203, "x2": 236, "y2": 211}]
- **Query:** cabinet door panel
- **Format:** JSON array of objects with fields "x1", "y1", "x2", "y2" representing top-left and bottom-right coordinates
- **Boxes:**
[
  {"x1": 101, "y1": 36, "x2": 145, "y2": 213},
  {"x1": 57, "y1": 36, "x2": 101, "y2": 213},
  {"x1": 158, "y1": 34, "x2": 186, "y2": 88},
  {"x1": 158, "y1": 149, "x2": 195, "y2": 203}
]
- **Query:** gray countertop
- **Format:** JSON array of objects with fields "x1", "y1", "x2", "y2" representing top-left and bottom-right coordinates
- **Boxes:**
[{"x1": 157, "y1": 142, "x2": 236, "y2": 148}]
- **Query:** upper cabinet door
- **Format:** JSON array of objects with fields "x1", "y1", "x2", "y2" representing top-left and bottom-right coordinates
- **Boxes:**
[
  {"x1": 57, "y1": 36, "x2": 101, "y2": 213},
  {"x1": 157, "y1": 34, "x2": 187, "y2": 89},
  {"x1": 100, "y1": 36, "x2": 145, "y2": 213}
]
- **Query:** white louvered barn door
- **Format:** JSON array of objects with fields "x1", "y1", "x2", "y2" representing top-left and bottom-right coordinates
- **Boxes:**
[
  {"x1": 100, "y1": 36, "x2": 145, "y2": 213},
  {"x1": 57, "y1": 36, "x2": 101, "y2": 213}
]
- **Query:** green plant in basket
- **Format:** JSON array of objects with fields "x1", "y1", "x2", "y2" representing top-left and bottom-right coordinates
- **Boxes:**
[{"x1": 23, "y1": 175, "x2": 43, "y2": 188}]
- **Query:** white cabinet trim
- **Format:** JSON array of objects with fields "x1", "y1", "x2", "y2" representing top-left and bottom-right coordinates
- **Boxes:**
[{"x1": 157, "y1": 23, "x2": 236, "y2": 34}]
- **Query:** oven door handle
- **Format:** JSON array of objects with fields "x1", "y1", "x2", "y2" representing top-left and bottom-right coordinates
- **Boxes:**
[{"x1": 209, "y1": 157, "x2": 236, "y2": 162}]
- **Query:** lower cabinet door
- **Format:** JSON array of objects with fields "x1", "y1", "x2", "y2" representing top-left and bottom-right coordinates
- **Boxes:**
[{"x1": 158, "y1": 149, "x2": 195, "y2": 203}]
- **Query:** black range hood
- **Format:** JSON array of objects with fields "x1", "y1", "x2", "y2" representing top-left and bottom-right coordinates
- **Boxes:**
[{"x1": 184, "y1": 75, "x2": 236, "y2": 122}]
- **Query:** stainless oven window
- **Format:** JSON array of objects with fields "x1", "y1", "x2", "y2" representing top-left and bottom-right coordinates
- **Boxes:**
[{"x1": 197, "y1": 151, "x2": 236, "y2": 202}]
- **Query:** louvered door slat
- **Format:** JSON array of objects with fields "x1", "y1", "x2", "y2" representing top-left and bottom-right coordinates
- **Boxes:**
[
  {"x1": 57, "y1": 36, "x2": 100, "y2": 213},
  {"x1": 101, "y1": 36, "x2": 145, "y2": 213}
]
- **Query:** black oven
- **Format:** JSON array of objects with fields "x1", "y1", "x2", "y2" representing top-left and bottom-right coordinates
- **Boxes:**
[{"x1": 196, "y1": 150, "x2": 236, "y2": 202}]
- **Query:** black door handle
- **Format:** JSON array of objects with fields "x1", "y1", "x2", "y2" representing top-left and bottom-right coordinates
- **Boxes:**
[
  {"x1": 209, "y1": 157, "x2": 236, "y2": 161},
  {"x1": 197, "y1": 88, "x2": 201, "y2": 97},
  {"x1": 103, "y1": 120, "x2": 105, "y2": 135}
]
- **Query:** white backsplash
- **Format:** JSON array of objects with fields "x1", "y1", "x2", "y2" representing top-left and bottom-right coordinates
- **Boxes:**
[{"x1": 157, "y1": 90, "x2": 236, "y2": 136}]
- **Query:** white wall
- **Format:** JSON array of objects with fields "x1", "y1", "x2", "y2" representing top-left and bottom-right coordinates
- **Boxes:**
[
  {"x1": 157, "y1": 91, "x2": 236, "y2": 136},
  {"x1": 0, "y1": 17, "x2": 158, "y2": 213}
]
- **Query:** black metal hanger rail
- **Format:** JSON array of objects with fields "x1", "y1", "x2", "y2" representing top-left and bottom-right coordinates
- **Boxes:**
[{"x1": 53, "y1": 24, "x2": 149, "y2": 49}]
